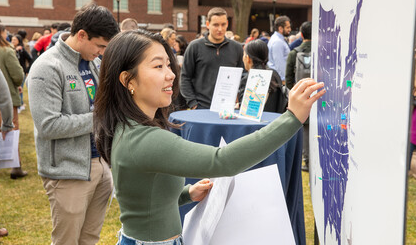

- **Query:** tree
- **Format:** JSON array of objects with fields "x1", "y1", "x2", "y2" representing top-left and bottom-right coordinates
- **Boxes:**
[{"x1": 231, "y1": 0, "x2": 254, "y2": 40}]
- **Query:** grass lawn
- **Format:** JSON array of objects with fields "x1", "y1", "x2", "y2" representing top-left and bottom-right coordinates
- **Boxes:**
[{"x1": 0, "y1": 88, "x2": 415, "y2": 244}]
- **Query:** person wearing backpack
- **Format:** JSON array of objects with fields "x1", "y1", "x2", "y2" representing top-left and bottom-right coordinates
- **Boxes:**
[
  {"x1": 285, "y1": 21, "x2": 311, "y2": 90},
  {"x1": 285, "y1": 21, "x2": 312, "y2": 171}
]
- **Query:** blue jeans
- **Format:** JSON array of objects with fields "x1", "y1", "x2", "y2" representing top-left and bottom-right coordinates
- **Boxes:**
[{"x1": 117, "y1": 230, "x2": 184, "y2": 245}]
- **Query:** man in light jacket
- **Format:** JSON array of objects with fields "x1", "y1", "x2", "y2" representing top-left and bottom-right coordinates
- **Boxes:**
[{"x1": 28, "y1": 3, "x2": 119, "y2": 244}]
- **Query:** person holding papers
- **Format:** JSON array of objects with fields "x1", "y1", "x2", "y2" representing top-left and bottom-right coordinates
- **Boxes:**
[
  {"x1": 0, "y1": 70, "x2": 12, "y2": 237},
  {"x1": 93, "y1": 30, "x2": 326, "y2": 245}
]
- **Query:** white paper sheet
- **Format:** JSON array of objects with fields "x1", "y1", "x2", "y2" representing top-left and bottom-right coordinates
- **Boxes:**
[
  {"x1": 0, "y1": 130, "x2": 20, "y2": 169},
  {"x1": 210, "y1": 66, "x2": 243, "y2": 112},
  {"x1": 183, "y1": 143, "x2": 295, "y2": 245},
  {"x1": 183, "y1": 137, "x2": 233, "y2": 244}
]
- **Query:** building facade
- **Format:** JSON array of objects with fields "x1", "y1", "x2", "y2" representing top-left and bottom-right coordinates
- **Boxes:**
[{"x1": 0, "y1": 0, "x2": 311, "y2": 43}]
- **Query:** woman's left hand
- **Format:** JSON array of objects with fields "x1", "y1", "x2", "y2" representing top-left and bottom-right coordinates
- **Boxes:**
[{"x1": 189, "y1": 178, "x2": 213, "y2": 202}]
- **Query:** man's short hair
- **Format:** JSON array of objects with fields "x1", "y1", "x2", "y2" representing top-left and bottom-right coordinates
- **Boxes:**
[
  {"x1": 71, "y1": 3, "x2": 119, "y2": 41},
  {"x1": 207, "y1": 7, "x2": 227, "y2": 22},
  {"x1": 120, "y1": 18, "x2": 138, "y2": 32},
  {"x1": 51, "y1": 23, "x2": 59, "y2": 30},
  {"x1": 300, "y1": 21, "x2": 312, "y2": 40},
  {"x1": 274, "y1": 15, "x2": 290, "y2": 31},
  {"x1": 58, "y1": 22, "x2": 71, "y2": 31}
]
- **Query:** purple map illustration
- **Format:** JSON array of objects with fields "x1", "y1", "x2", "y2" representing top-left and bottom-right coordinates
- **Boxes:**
[{"x1": 316, "y1": 0, "x2": 363, "y2": 244}]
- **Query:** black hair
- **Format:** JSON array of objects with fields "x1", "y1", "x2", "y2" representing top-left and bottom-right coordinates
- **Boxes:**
[
  {"x1": 71, "y1": 3, "x2": 119, "y2": 41},
  {"x1": 12, "y1": 34, "x2": 23, "y2": 46},
  {"x1": 245, "y1": 39, "x2": 280, "y2": 93},
  {"x1": 17, "y1": 29, "x2": 26, "y2": 39},
  {"x1": 274, "y1": 15, "x2": 290, "y2": 31},
  {"x1": 58, "y1": 22, "x2": 71, "y2": 31},
  {"x1": 94, "y1": 29, "x2": 180, "y2": 166},
  {"x1": 300, "y1": 21, "x2": 312, "y2": 40},
  {"x1": 175, "y1": 35, "x2": 188, "y2": 55},
  {"x1": 51, "y1": 23, "x2": 59, "y2": 29},
  {"x1": 245, "y1": 39, "x2": 269, "y2": 69}
]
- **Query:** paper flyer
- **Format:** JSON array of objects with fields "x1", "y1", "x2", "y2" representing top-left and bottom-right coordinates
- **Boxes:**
[
  {"x1": 210, "y1": 66, "x2": 243, "y2": 112},
  {"x1": 239, "y1": 69, "x2": 272, "y2": 121}
]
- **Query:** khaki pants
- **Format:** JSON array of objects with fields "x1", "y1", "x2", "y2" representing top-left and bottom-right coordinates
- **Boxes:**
[{"x1": 42, "y1": 158, "x2": 113, "y2": 245}]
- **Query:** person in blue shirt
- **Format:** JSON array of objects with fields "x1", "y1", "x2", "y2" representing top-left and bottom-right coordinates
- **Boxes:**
[{"x1": 267, "y1": 15, "x2": 291, "y2": 83}]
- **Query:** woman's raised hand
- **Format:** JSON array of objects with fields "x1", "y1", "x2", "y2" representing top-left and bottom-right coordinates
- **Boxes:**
[{"x1": 287, "y1": 78, "x2": 326, "y2": 124}]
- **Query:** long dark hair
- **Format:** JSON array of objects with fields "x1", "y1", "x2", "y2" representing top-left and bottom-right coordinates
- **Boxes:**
[
  {"x1": 94, "y1": 29, "x2": 180, "y2": 165},
  {"x1": 244, "y1": 39, "x2": 280, "y2": 93}
]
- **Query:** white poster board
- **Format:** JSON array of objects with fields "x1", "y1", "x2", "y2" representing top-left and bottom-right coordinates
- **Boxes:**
[
  {"x1": 309, "y1": 0, "x2": 415, "y2": 244},
  {"x1": 239, "y1": 69, "x2": 272, "y2": 122},
  {"x1": 210, "y1": 66, "x2": 243, "y2": 112}
]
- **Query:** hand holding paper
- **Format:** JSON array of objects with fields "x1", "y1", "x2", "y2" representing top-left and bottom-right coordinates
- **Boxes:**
[{"x1": 190, "y1": 179, "x2": 214, "y2": 202}]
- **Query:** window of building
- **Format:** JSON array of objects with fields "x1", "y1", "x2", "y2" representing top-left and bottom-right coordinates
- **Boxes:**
[
  {"x1": 75, "y1": 0, "x2": 91, "y2": 9},
  {"x1": 34, "y1": 0, "x2": 53, "y2": 8},
  {"x1": 148, "y1": 0, "x2": 161, "y2": 14},
  {"x1": 177, "y1": 13, "x2": 184, "y2": 28},
  {"x1": 113, "y1": 0, "x2": 128, "y2": 12},
  {"x1": 0, "y1": 0, "x2": 9, "y2": 7}
]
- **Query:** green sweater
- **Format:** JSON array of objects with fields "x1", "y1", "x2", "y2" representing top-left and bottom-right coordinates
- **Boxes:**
[
  {"x1": 0, "y1": 46, "x2": 24, "y2": 107},
  {"x1": 111, "y1": 111, "x2": 302, "y2": 241}
]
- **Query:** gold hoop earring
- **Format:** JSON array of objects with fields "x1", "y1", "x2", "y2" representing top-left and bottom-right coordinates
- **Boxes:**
[{"x1": 130, "y1": 89, "x2": 134, "y2": 95}]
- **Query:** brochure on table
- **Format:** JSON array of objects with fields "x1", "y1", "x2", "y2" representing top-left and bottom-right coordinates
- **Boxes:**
[
  {"x1": 0, "y1": 130, "x2": 20, "y2": 169},
  {"x1": 210, "y1": 66, "x2": 243, "y2": 112},
  {"x1": 239, "y1": 69, "x2": 272, "y2": 122},
  {"x1": 183, "y1": 137, "x2": 295, "y2": 245}
]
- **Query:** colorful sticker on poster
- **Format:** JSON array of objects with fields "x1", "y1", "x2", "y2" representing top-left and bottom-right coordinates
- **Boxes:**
[{"x1": 239, "y1": 69, "x2": 272, "y2": 122}]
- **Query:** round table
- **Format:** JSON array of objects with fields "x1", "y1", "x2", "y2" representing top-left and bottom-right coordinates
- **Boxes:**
[{"x1": 169, "y1": 109, "x2": 306, "y2": 245}]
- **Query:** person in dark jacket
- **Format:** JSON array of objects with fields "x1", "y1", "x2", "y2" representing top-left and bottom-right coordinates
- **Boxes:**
[
  {"x1": 180, "y1": 7, "x2": 244, "y2": 109},
  {"x1": 238, "y1": 39, "x2": 288, "y2": 114}
]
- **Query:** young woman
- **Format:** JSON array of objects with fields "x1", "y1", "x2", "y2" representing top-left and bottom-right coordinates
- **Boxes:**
[
  {"x1": 11, "y1": 34, "x2": 33, "y2": 109},
  {"x1": 238, "y1": 39, "x2": 289, "y2": 113},
  {"x1": 94, "y1": 30, "x2": 325, "y2": 245},
  {"x1": 0, "y1": 25, "x2": 27, "y2": 179}
]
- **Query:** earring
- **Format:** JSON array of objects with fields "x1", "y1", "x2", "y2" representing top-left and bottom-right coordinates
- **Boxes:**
[{"x1": 130, "y1": 89, "x2": 134, "y2": 95}]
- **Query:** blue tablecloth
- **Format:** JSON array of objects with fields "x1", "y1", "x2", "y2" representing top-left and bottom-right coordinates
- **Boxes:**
[{"x1": 169, "y1": 109, "x2": 306, "y2": 245}]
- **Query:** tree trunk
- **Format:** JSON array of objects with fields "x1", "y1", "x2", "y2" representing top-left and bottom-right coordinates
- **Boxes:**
[{"x1": 231, "y1": 0, "x2": 254, "y2": 41}]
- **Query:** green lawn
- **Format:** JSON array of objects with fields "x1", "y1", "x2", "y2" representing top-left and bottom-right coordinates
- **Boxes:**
[{"x1": 0, "y1": 89, "x2": 415, "y2": 244}]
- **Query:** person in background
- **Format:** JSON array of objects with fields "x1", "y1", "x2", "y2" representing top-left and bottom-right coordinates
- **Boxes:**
[
  {"x1": 267, "y1": 15, "x2": 291, "y2": 82},
  {"x1": 225, "y1": 30, "x2": 234, "y2": 39},
  {"x1": 93, "y1": 29, "x2": 325, "y2": 245},
  {"x1": 175, "y1": 35, "x2": 188, "y2": 56},
  {"x1": 259, "y1": 31, "x2": 270, "y2": 44},
  {"x1": 32, "y1": 22, "x2": 59, "y2": 61},
  {"x1": 48, "y1": 22, "x2": 71, "y2": 49},
  {"x1": 17, "y1": 29, "x2": 30, "y2": 54},
  {"x1": 161, "y1": 28, "x2": 177, "y2": 53},
  {"x1": 120, "y1": 18, "x2": 138, "y2": 32},
  {"x1": 238, "y1": 39, "x2": 288, "y2": 113},
  {"x1": 0, "y1": 70, "x2": 14, "y2": 238},
  {"x1": 285, "y1": 21, "x2": 312, "y2": 171},
  {"x1": 28, "y1": 32, "x2": 42, "y2": 52},
  {"x1": 245, "y1": 28, "x2": 259, "y2": 45},
  {"x1": 289, "y1": 31, "x2": 303, "y2": 50},
  {"x1": 0, "y1": 24, "x2": 27, "y2": 179},
  {"x1": 180, "y1": 7, "x2": 244, "y2": 109},
  {"x1": 27, "y1": 4, "x2": 119, "y2": 244},
  {"x1": 233, "y1": 34, "x2": 241, "y2": 42},
  {"x1": 11, "y1": 34, "x2": 32, "y2": 111},
  {"x1": 43, "y1": 27, "x2": 51, "y2": 36}
]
